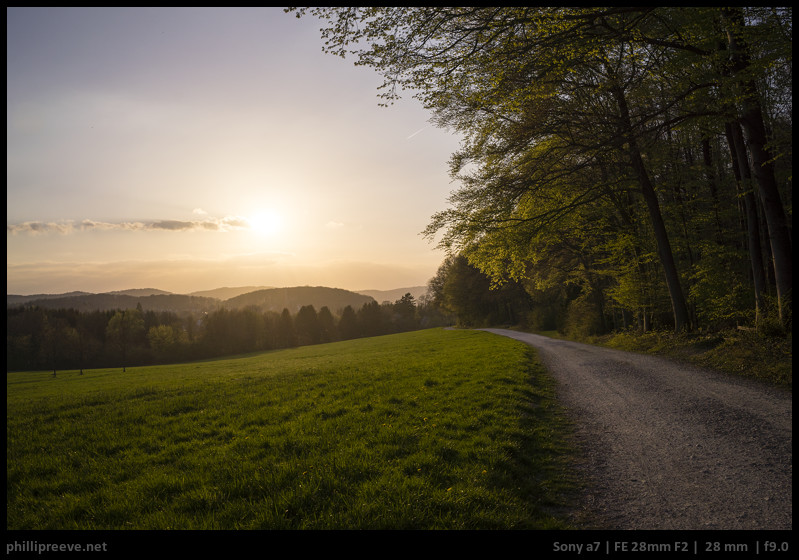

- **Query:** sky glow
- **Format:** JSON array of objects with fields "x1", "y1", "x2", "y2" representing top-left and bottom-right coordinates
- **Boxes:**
[{"x1": 6, "y1": 7, "x2": 461, "y2": 295}]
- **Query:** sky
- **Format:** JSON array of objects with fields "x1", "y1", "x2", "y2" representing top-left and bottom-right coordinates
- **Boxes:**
[{"x1": 6, "y1": 7, "x2": 462, "y2": 295}]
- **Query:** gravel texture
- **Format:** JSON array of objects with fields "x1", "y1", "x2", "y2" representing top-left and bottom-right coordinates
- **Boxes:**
[{"x1": 482, "y1": 328, "x2": 792, "y2": 530}]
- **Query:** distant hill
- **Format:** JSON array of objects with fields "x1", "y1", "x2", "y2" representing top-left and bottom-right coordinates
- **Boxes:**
[
  {"x1": 7, "y1": 292, "x2": 93, "y2": 306},
  {"x1": 6, "y1": 285, "x2": 417, "y2": 314},
  {"x1": 224, "y1": 286, "x2": 375, "y2": 314},
  {"x1": 108, "y1": 288, "x2": 174, "y2": 297},
  {"x1": 189, "y1": 286, "x2": 274, "y2": 300},
  {"x1": 6, "y1": 293, "x2": 220, "y2": 313},
  {"x1": 357, "y1": 286, "x2": 429, "y2": 304}
]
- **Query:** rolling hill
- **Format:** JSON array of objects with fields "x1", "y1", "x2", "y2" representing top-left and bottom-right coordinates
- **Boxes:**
[
  {"x1": 7, "y1": 286, "x2": 379, "y2": 314},
  {"x1": 188, "y1": 286, "x2": 274, "y2": 300},
  {"x1": 223, "y1": 286, "x2": 375, "y2": 313},
  {"x1": 5, "y1": 292, "x2": 221, "y2": 313},
  {"x1": 6, "y1": 292, "x2": 94, "y2": 307},
  {"x1": 108, "y1": 288, "x2": 174, "y2": 297}
]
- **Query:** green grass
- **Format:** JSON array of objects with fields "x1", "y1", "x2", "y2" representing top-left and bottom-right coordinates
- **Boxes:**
[{"x1": 7, "y1": 328, "x2": 579, "y2": 530}]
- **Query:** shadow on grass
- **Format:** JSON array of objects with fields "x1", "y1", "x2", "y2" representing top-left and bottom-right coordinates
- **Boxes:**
[{"x1": 484, "y1": 349, "x2": 584, "y2": 529}]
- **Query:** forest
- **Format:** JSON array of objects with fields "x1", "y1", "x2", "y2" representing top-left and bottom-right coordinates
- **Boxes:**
[
  {"x1": 295, "y1": 7, "x2": 792, "y2": 335},
  {"x1": 6, "y1": 294, "x2": 453, "y2": 373}
]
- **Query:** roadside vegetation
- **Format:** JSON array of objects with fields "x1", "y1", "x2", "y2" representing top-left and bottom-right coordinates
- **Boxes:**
[
  {"x1": 426, "y1": 253, "x2": 792, "y2": 389},
  {"x1": 7, "y1": 328, "x2": 579, "y2": 530},
  {"x1": 531, "y1": 328, "x2": 791, "y2": 389},
  {"x1": 593, "y1": 329, "x2": 792, "y2": 389}
]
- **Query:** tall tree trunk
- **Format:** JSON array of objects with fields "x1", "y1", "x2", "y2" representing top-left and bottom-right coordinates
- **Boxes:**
[
  {"x1": 725, "y1": 121, "x2": 767, "y2": 323},
  {"x1": 701, "y1": 136, "x2": 724, "y2": 242},
  {"x1": 723, "y1": 8, "x2": 792, "y2": 327},
  {"x1": 613, "y1": 86, "x2": 691, "y2": 332}
]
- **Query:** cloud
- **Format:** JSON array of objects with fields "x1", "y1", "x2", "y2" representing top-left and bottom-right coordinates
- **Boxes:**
[
  {"x1": 6, "y1": 221, "x2": 75, "y2": 235},
  {"x1": 7, "y1": 216, "x2": 252, "y2": 235},
  {"x1": 149, "y1": 220, "x2": 197, "y2": 231}
]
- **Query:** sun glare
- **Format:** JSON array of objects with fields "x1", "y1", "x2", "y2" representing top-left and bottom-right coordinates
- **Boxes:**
[{"x1": 247, "y1": 211, "x2": 283, "y2": 237}]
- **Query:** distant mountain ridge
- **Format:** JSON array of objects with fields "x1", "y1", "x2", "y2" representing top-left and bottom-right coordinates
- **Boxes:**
[
  {"x1": 6, "y1": 293, "x2": 221, "y2": 313},
  {"x1": 6, "y1": 285, "x2": 414, "y2": 314},
  {"x1": 6, "y1": 292, "x2": 94, "y2": 306},
  {"x1": 188, "y1": 286, "x2": 274, "y2": 300}
]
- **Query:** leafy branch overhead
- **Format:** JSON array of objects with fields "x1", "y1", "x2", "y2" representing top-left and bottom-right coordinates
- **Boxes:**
[{"x1": 293, "y1": 7, "x2": 792, "y2": 333}]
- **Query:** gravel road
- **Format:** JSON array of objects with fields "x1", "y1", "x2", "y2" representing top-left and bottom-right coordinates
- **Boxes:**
[{"x1": 482, "y1": 328, "x2": 792, "y2": 530}]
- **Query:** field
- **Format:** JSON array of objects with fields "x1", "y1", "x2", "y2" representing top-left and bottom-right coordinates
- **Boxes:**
[{"x1": 7, "y1": 328, "x2": 578, "y2": 530}]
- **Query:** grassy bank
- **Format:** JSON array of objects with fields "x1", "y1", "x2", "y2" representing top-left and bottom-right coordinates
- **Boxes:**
[
  {"x1": 7, "y1": 328, "x2": 578, "y2": 530},
  {"x1": 535, "y1": 328, "x2": 792, "y2": 389},
  {"x1": 598, "y1": 329, "x2": 792, "y2": 388}
]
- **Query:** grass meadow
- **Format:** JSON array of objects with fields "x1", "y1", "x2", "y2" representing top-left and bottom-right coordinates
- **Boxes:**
[{"x1": 7, "y1": 328, "x2": 579, "y2": 530}]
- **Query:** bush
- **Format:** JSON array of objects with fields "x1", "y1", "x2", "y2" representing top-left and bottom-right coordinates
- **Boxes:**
[{"x1": 562, "y1": 297, "x2": 604, "y2": 339}]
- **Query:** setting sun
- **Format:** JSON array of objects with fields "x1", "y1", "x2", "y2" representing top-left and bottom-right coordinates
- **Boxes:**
[
  {"x1": 6, "y1": 7, "x2": 459, "y2": 296},
  {"x1": 247, "y1": 210, "x2": 283, "y2": 237}
]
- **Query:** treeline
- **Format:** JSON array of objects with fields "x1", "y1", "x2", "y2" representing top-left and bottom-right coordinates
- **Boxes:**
[
  {"x1": 426, "y1": 253, "x2": 676, "y2": 336},
  {"x1": 298, "y1": 7, "x2": 792, "y2": 335},
  {"x1": 6, "y1": 295, "x2": 453, "y2": 373}
]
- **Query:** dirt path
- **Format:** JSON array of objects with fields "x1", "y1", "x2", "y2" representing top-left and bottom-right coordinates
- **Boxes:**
[{"x1": 481, "y1": 329, "x2": 792, "y2": 530}]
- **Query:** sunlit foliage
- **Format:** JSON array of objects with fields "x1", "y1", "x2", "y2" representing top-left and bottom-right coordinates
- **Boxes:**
[{"x1": 293, "y1": 7, "x2": 792, "y2": 333}]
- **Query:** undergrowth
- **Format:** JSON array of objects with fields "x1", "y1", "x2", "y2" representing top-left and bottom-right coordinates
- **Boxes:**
[{"x1": 589, "y1": 328, "x2": 792, "y2": 389}]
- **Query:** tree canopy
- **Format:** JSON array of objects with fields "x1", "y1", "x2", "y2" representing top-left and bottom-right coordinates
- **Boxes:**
[{"x1": 292, "y1": 7, "x2": 792, "y2": 333}]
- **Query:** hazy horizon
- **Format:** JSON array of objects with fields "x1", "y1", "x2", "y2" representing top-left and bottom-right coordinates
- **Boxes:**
[
  {"x1": 7, "y1": 7, "x2": 460, "y2": 296},
  {"x1": 7, "y1": 282, "x2": 430, "y2": 298}
]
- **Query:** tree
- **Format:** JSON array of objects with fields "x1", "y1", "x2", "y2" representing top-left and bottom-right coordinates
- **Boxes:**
[
  {"x1": 41, "y1": 315, "x2": 69, "y2": 376},
  {"x1": 357, "y1": 301, "x2": 386, "y2": 337},
  {"x1": 106, "y1": 308, "x2": 145, "y2": 372},
  {"x1": 720, "y1": 8, "x2": 792, "y2": 328},
  {"x1": 147, "y1": 325, "x2": 176, "y2": 360},
  {"x1": 392, "y1": 293, "x2": 418, "y2": 332},
  {"x1": 317, "y1": 306, "x2": 337, "y2": 342},
  {"x1": 610, "y1": 77, "x2": 691, "y2": 331},
  {"x1": 295, "y1": 305, "x2": 321, "y2": 346},
  {"x1": 724, "y1": 121, "x2": 768, "y2": 324},
  {"x1": 338, "y1": 305, "x2": 359, "y2": 340},
  {"x1": 276, "y1": 308, "x2": 297, "y2": 348},
  {"x1": 431, "y1": 254, "x2": 532, "y2": 327},
  {"x1": 73, "y1": 313, "x2": 100, "y2": 374}
]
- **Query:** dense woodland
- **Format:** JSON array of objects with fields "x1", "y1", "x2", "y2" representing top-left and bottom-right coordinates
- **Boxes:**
[
  {"x1": 6, "y1": 294, "x2": 453, "y2": 373},
  {"x1": 296, "y1": 7, "x2": 792, "y2": 335}
]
